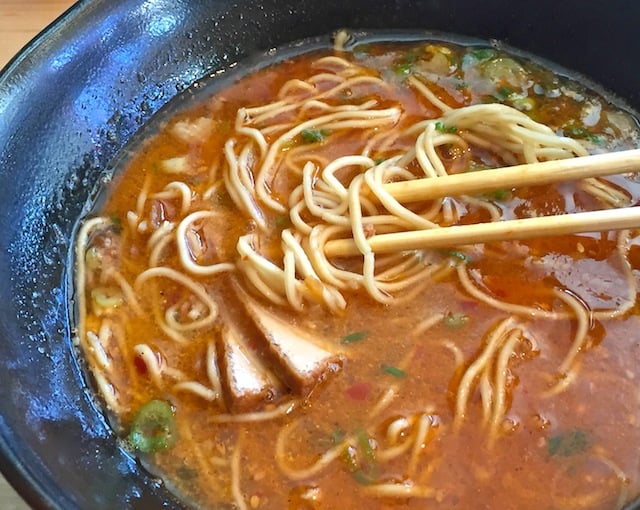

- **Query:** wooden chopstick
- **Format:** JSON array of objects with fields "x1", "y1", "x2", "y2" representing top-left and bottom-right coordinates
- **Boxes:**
[
  {"x1": 383, "y1": 149, "x2": 640, "y2": 203},
  {"x1": 324, "y1": 206, "x2": 640, "y2": 257}
]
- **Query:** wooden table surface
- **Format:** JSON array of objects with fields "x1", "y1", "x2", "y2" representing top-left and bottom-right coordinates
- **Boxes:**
[
  {"x1": 1, "y1": 0, "x2": 77, "y2": 68},
  {"x1": 1, "y1": 2, "x2": 78, "y2": 507}
]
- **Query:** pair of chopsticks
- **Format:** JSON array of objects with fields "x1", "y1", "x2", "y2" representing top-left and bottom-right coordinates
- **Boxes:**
[{"x1": 325, "y1": 149, "x2": 640, "y2": 257}]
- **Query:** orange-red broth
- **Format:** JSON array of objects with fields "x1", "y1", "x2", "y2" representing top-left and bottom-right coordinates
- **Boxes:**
[{"x1": 80, "y1": 42, "x2": 640, "y2": 509}]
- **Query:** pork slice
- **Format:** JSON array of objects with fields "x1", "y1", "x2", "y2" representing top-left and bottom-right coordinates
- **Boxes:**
[
  {"x1": 218, "y1": 324, "x2": 282, "y2": 413},
  {"x1": 234, "y1": 285, "x2": 343, "y2": 395}
]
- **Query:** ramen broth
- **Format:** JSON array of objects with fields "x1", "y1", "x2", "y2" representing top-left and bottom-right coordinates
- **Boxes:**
[{"x1": 76, "y1": 38, "x2": 640, "y2": 509}]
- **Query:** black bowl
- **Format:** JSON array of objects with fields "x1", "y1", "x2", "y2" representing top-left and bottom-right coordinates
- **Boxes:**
[{"x1": 1, "y1": 0, "x2": 639, "y2": 508}]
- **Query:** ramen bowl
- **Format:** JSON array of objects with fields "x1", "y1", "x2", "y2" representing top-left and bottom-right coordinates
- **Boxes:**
[{"x1": 1, "y1": 1, "x2": 639, "y2": 508}]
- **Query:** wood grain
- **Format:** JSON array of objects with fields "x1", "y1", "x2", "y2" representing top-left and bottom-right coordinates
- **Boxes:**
[
  {"x1": 0, "y1": 2, "x2": 78, "y2": 506},
  {"x1": 0, "y1": 0, "x2": 77, "y2": 68}
]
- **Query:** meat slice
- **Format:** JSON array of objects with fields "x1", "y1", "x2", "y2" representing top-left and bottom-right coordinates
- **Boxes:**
[
  {"x1": 218, "y1": 324, "x2": 283, "y2": 413},
  {"x1": 210, "y1": 276, "x2": 345, "y2": 414},
  {"x1": 234, "y1": 284, "x2": 343, "y2": 395}
]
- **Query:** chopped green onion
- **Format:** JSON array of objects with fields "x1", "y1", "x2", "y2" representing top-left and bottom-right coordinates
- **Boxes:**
[
  {"x1": 381, "y1": 364, "x2": 406, "y2": 378},
  {"x1": 455, "y1": 81, "x2": 469, "y2": 90},
  {"x1": 439, "y1": 250, "x2": 470, "y2": 263},
  {"x1": 470, "y1": 48, "x2": 497, "y2": 61},
  {"x1": 340, "y1": 428, "x2": 378, "y2": 484},
  {"x1": 355, "y1": 428, "x2": 376, "y2": 464},
  {"x1": 340, "y1": 331, "x2": 369, "y2": 345},
  {"x1": 562, "y1": 124, "x2": 588, "y2": 138},
  {"x1": 331, "y1": 427, "x2": 346, "y2": 445},
  {"x1": 109, "y1": 216, "x2": 122, "y2": 233},
  {"x1": 562, "y1": 124, "x2": 604, "y2": 145},
  {"x1": 353, "y1": 428, "x2": 378, "y2": 484},
  {"x1": 482, "y1": 57, "x2": 529, "y2": 88},
  {"x1": 300, "y1": 128, "x2": 330, "y2": 143},
  {"x1": 128, "y1": 400, "x2": 178, "y2": 453},
  {"x1": 488, "y1": 189, "x2": 509, "y2": 200},
  {"x1": 394, "y1": 62, "x2": 413, "y2": 76},
  {"x1": 496, "y1": 86, "x2": 513, "y2": 101},
  {"x1": 274, "y1": 215, "x2": 289, "y2": 229},
  {"x1": 547, "y1": 429, "x2": 590, "y2": 457},
  {"x1": 393, "y1": 49, "x2": 421, "y2": 77},
  {"x1": 351, "y1": 470, "x2": 375, "y2": 485},
  {"x1": 443, "y1": 312, "x2": 469, "y2": 329},
  {"x1": 434, "y1": 121, "x2": 457, "y2": 133},
  {"x1": 352, "y1": 44, "x2": 372, "y2": 57}
]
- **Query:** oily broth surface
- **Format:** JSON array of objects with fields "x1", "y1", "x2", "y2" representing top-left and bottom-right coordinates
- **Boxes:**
[{"x1": 79, "y1": 40, "x2": 640, "y2": 509}]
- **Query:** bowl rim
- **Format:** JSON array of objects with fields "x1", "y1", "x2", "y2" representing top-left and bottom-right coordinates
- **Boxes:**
[{"x1": 0, "y1": 5, "x2": 93, "y2": 508}]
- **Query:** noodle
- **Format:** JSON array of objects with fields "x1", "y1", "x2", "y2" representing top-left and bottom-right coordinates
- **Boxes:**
[{"x1": 74, "y1": 39, "x2": 640, "y2": 509}]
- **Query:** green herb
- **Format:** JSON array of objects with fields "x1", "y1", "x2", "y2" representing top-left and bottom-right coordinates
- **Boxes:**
[
  {"x1": 394, "y1": 62, "x2": 413, "y2": 76},
  {"x1": 274, "y1": 215, "x2": 289, "y2": 229},
  {"x1": 496, "y1": 86, "x2": 513, "y2": 100},
  {"x1": 300, "y1": 128, "x2": 330, "y2": 144},
  {"x1": 435, "y1": 121, "x2": 457, "y2": 133},
  {"x1": 331, "y1": 427, "x2": 346, "y2": 445},
  {"x1": 488, "y1": 189, "x2": 509, "y2": 200},
  {"x1": 393, "y1": 48, "x2": 421, "y2": 77},
  {"x1": 351, "y1": 470, "x2": 375, "y2": 485},
  {"x1": 128, "y1": 399, "x2": 177, "y2": 453},
  {"x1": 547, "y1": 429, "x2": 590, "y2": 457},
  {"x1": 455, "y1": 81, "x2": 469, "y2": 90},
  {"x1": 340, "y1": 331, "x2": 369, "y2": 345},
  {"x1": 374, "y1": 157, "x2": 387, "y2": 165},
  {"x1": 563, "y1": 124, "x2": 604, "y2": 145},
  {"x1": 567, "y1": 125, "x2": 589, "y2": 137},
  {"x1": 439, "y1": 250, "x2": 470, "y2": 263},
  {"x1": 470, "y1": 48, "x2": 497, "y2": 61},
  {"x1": 339, "y1": 428, "x2": 378, "y2": 485},
  {"x1": 443, "y1": 312, "x2": 469, "y2": 329},
  {"x1": 317, "y1": 426, "x2": 346, "y2": 449},
  {"x1": 352, "y1": 44, "x2": 372, "y2": 57},
  {"x1": 356, "y1": 428, "x2": 376, "y2": 464},
  {"x1": 110, "y1": 216, "x2": 122, "y2": 233},
  {"x1": 353, "y1": 428, "x2": 377, "y2": 484},
  {"x1": 381, "y1": 364, "x2": 406, "y2": 378}
]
